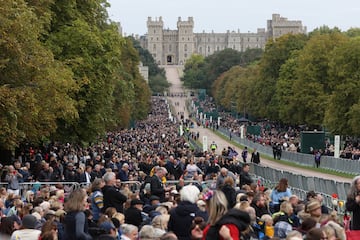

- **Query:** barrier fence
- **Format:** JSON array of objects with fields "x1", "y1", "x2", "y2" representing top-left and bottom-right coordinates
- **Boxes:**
[
  {"x1": 218, "y1": 126, "x2": 360, "y2": 175},
  {"x1": 250, "y1": 163, "x2": 349, "y2": 213}
]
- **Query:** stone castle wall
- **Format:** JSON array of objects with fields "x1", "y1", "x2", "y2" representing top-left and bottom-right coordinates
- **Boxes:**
[{"x1": 142, "y1": 14, "x2": 306, "y2": 65}]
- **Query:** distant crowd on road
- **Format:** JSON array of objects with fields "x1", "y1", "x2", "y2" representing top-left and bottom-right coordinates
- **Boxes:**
[
  {"x1": 0, "y1": 96, "x2": 359, "y2": 240},
  {"x1": 193, "y1": 96, "x2": 360, "y2": 160}
]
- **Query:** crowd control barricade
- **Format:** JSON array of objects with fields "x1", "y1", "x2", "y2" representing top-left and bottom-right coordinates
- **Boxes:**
[
  {"x1": 2, "y1": 181, "x2": 81, "y2": 199},
  {"x1": 218, "y1": 126, "x2": 360, "y2": 175},
  {"x1": 250, "y1": 163, "x2": 348, "y2": 213}
]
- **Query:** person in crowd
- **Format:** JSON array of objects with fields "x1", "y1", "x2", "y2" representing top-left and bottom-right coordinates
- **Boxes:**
[
  {"x1": 190, "y1": 216, "x2": 207, "y2": 240},
  {"x1": 168, "y1": 185, "x2": 206, "y2": 240},
  {"x1": 216, "y1": 167, "x2": 236, "y2": 189},
  {"x1": 118, "y1": 163, "x2": 130, "y2": 182},
  {"x1": 250, "y1": 148, "x2": 260, "y2": 164},
  {"x1": 102, "y1": 172, "x2": 127, "y2": 213},
  {"x1": 63, "y1": 189, "x2": 92, "y2": 240},
  {"x1": 124, "y1": 199, "x2": 144, "y2": 228},
  {"x1": 10, "y1": 214, "x2": 41, "y2": 240},
  {"x1": 346, "y1": 175, "x2": 360, "y2": 230},
  {"x1": 40, "y1": 220, "x2": 58, "y2": 240},
  {"x1": 90, "y1": 178, "x2": 105, "y2": 222},
  {"x1": 119, "y1": 224, "x2": 138, "y2": 240},
  {"x1": 0, "y1": 215, "x2": 22, "y2": 238},
  {"x1": 220, "y1": 176, "x2": 236, "y2": 209},
  {"x1": 270, "y1": 178, "x2": 292, "y2": 213},
  {"x1": 241, "y1": 147, "x2": 248, "y2": 163},
  {"x1": 314, "y1": 150, "x2": 322, "y2": 168},
  {"x1": 202, "y1": 190, "x2": 251, "y2": 240},
  {"x1": 98, "y1": 220, "x2": 118, "y2": 240},
  {"x1": 272, "y1": 201, "x2": 294, "y2": 239},
  {"x1": 304, "y1": 200, "x2": 323, "y2": 225},
  {"x1": 306, "y1": 227, "x2": 327, "y2": 240},
  {"x1": 239, "y1": 164, "x2": 253, "y2": 188},
  {"x1": 5, "y1": 165, "x2": 23, "y2": 196},
  {"x1": 150, "y1": 167, "x2": 171, "y2": 203},
  {"x1": 250, "y1": 192, "x2": 270, "y2": 219}
]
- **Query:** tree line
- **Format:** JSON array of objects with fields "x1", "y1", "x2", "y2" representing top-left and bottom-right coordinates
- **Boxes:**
[
  {"x1": 182, "y1": 26, "x2": 360, "y2": 136},
  {"x1": 0, "y1": 0, "x2": 155, "y2": 151}
]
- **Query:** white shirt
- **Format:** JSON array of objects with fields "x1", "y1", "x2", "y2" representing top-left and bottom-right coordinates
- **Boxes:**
[{"x1": 11, "y1": 229, "x2": 41, "y2": 240}]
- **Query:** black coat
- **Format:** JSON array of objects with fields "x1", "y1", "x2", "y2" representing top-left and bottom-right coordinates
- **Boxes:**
[
  {"x1": 205, "y1": 208, "x2": 251, "y2": 240},
  {"x1": 251, "y1": 152, "x2": 260, "y2": 164},
  {"x1": 239, "y1": 171, "x2": 253, "y2": 188},
  {"x1": 124, "y1": 206, "x2": 143, "y2": 227},
  {"x1": 168, "y1": 201, "x2": 208, "y2": 240},
  {"x1": 150, "y1": 175, "x2": 165, "y2": 202},
  {"x1": 102, "y1": 185, "x2": 127, "y2": 213},
  {"x1": 346, "y1": 197, "x2": 360, "y2": 230}
]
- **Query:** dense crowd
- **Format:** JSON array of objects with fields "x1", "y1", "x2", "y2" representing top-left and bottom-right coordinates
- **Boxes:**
[{"x1": 0, "y1": 96, "x2": 359, "y2": 240}]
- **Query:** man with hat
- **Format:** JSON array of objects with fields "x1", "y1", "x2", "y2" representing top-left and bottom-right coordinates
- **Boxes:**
[
  {"x1": 10, "y1": 214, "x2": 41, "y2": 240},
  {"x1": 305, "y1": 200, "x2": 322, "y2": 224},
  {"x1": 125, "y1": 199, "x2": 144, "y2": 227}
]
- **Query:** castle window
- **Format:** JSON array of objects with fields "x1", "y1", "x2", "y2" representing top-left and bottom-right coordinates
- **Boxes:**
[
  {"x1": 233, "y1": 45, "x2": 235, "y2": 49},
  {"x1": 184, "y1": 53, "x2": 187, "y2": 58},
  {"x1": 199, "y1": 47, "x2": 202, "y2": 52},
  {"x1": 208, "y1": 46, "x2": 210, "y2": 52},
  {"x1": 157, "y1": 37, "x2": 159, "y2": 41},
  {"x1": 188, "y1": 38, "x2": 190, "y2": 41},
  {"x1": 154, "y1": 30, "x2": 156, "y2": 34},
  {"x1": 217, "y1": 46, "x2": 219, "y2": 51},
  {"x1": 208, "y1": 38, "x2": 210, "y2": 42},
  {"x1": 151, "y1": 37, "x2": 153, "y2": 41},
  {"x1": 153, "y1": 44, "x2": 156, "y2": 51},
  {"x1": 233, "y1": 38, "x2": 235, "y2": 42},
  {"x1": 185, "y1": 30, "x2": 187, "y2": 34},
  {"x1": 169, "y1": 45, "x2": 172, "y2": 51},
  {"x1": 217, "y1": 38, "x2": 220, "y2": 42},
  {"x1": 248, "y1": 38, "x2": 250, "y2": 42},
  {"x1": 182, "y1": 37, "x2": 184, "y2": 41},
  {"x1": 184, "y1": 44, "x2": 187, "y2": 51},
  {"x1": 257, "y1": 38, "x2": 259, "y2": 42}
]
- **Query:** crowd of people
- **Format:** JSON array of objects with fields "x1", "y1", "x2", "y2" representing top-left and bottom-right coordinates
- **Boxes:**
[{"x1": 0, "y1": 96, "x2": 358, "y2": 240}]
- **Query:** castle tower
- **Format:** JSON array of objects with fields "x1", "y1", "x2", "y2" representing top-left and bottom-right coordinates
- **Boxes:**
[
  {"x1": 177, "y1": 17, "x2": 195, "y2": 65},
  {"x1": 147, "y1": 17, "x2": 164, "y2": 65}
]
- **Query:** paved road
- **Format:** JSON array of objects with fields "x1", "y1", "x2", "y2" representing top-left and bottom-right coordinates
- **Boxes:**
[{"x1": 164, "y1": 65, "x2": 352, "y2": 183}]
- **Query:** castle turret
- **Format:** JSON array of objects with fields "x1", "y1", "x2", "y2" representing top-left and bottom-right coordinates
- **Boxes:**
[
  {"x1": 176, "y1": 17, "x2": 195, "y2": 65},
  {"x1": 147, "y1": 17, "x2": 164, "y2": 65}
]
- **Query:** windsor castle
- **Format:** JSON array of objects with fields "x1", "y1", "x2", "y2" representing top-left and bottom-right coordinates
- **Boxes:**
[{"x1": 139, "y1": 14, "x2": 306, "y2": 65}]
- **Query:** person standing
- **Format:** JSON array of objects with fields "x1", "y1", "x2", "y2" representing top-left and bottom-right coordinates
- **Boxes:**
[
  {"x1": 150, "y1": 167, "x2": 171, "y2": 203},
  {"x1": 251, "y1": 148, "x2": 260, "y2": 164},
  {"x1": 239, "y1": 164, "x2": 253, "y2": 189},
  {"x1": 63, "y1": 189, "x2": 92, "y2": 240},
  {"x1": 5, "y1": 165, "x2": 23, "y2": 196},
  {"x1": 314, "y1": 150, "x2": 321, "y2": 168},
  {"x1": 346, "y1": 175, "x2": 360, "y2": 230},
  {"x1": 102, "y1": 172, "x2": 127, "y2": 213},
  {"x1": 241, "y1": 147, "x2": 248, "y2": 163}
]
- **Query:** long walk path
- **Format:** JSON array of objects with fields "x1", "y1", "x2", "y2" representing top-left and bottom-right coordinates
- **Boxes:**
[{"x1": 164, "y1": 65, "x2": 352, "y2": 183}]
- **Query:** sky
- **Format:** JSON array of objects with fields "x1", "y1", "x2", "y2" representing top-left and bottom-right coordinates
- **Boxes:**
[{"x1": 106, "y1": 0, "x2": 360, "y2": 36}]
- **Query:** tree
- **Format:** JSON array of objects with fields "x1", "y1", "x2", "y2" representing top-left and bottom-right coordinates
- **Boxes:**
[
  {"x1": 324, "y1": 37, "x2": 360, "y2": 135},
  {"x1": 290, "y1": 32, "x2": 347, "y2": 126},
  {"x1": 252, "y1": 34, "x2": 308, "y2": 119},
  {"x1": 0, "y1": 0, "x2": 78, "y2": 149}
]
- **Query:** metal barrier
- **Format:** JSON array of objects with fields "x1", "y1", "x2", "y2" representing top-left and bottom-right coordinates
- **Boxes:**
[
  {"x1": 0, "y1": 181, "x2": 80, "y2": 198},
  {"x1": 218, "y1": 127, "x2": 360, "y2": 175},
  {"x1": 249, "y1": 163, "x2": 349, "y2": 213}
]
